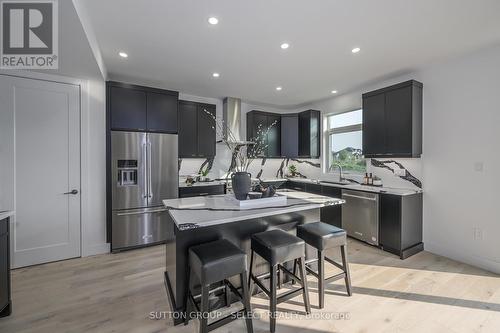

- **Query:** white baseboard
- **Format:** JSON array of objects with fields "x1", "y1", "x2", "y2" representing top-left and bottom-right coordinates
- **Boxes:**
[
  {"x1": 425, "y1": 241, "x2": 500, "y2": 275},
  {"x1": 82, "y1": 243, "x2": 110, "y2": 257}
]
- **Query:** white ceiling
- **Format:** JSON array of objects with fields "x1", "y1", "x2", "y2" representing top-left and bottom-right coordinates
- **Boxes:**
[{"x1": 78, "y1": 0, "x2": 500, "y2": 107}]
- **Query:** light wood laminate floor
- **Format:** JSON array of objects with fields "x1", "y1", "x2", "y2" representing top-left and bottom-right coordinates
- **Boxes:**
[{"x1": 1, "y1": 239, "x2": 500, "y2": 333}]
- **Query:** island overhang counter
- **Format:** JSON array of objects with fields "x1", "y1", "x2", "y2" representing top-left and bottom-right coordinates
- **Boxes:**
[{"x1": 162, "y1": 190, "x2": 344, "y2": 324}]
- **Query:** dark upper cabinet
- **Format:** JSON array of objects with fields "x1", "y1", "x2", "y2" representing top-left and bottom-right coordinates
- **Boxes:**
[
  {"x1": 246, "y1": 111, "x2": 281, "y2": 158},
  {"x1": 362, "y1": 93, "x2": 385, "y2": 156},
  {"x1": 298, "y1": 110, "x2": 321, "y2": 158},
  {"x1": 281, "y1": 114, "x2": 299, "y2": 158},
  {"x1": 178, "y1": 100, "x2": 216, "y2": 158},
  {"x1": 362, "y1": 80, "x2": 422, "y2": 157},
  {"x1": 267, "y1": 114, "x2": 281, "y2": 157},
  {"x1": 109, "y1": 86, "x2": 147, "y2": 131},
  {"x1": 178, "y1": 101, "x2": 198, "y2": 158},
  {"x1": 179, "y1": 184, "x2": 226, "y2": 198},
  {"x1": 248, "y1": 109, "x2": 320, "y2": 159},
  {"x1": 247, "y1": 112, "x2": 267, "y2": 158},
  {"x1": 146, "y1": 92, "x2": 178, "y2": 133},
  {"x1": 197, "y1": 104, "x2": 216, "y2": 157},
  {"x1": 108, "y1": 81, "x2": 179, "y2": 133}
]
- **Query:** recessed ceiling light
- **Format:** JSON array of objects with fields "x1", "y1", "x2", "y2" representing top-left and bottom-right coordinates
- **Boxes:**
[
  {"x1": 331, "y1": 90, "x2": 338, "y2": 94},
  {"x1": 212, "y1": 72, "x2": 220, "y2": 78},
  {"x1": 208, "y1": 17, "x2": 219, "y2": 25},
  {"x1": 351, "y1": 47, "x2": 361, "y2": 54},
  {"x1": 280, "y1": 43, "x2": 289, "y2": 49},
  {"x1": 276, "y1": 86, "x2": 282, "y2": 91},
  {"x1": 118, "y1": 52, "x2": 128, "y2": 58}
]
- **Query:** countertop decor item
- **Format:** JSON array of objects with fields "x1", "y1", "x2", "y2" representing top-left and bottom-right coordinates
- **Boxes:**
[
  {"x1": 232, "y1": 172, "x2": 252, "y2": 200},
  {"x1": 227, "y1": 193, "x2": 287, "y2": 208},
  {"x1": 203, "y1": 109, "x2": 276, "y2": 198}
]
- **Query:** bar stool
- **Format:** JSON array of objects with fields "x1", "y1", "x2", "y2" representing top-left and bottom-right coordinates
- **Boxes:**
[
  {"x1": 184, "y1": 239, "x2": 253, "y2": 333},
  {"x1": 248, "y1": 229, "x2": 311, "y2": 333},
  {"x1": 296, "y1": 222, "x2": 352, "y2": 309}
]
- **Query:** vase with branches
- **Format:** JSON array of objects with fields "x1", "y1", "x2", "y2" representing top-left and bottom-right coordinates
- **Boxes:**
[{"x1": 204, "y1": 109, "x2": 276, "y2": 199}]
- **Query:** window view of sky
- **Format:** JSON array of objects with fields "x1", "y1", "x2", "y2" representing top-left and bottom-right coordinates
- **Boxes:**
[
  {"x1": 328, "y1": 109, "x2": 365, "y2": 173},
  {"x1": 329, "y1": 109, "x2": 362, "y2": 129}
]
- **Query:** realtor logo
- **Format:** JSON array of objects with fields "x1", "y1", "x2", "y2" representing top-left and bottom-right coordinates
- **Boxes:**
[{"x1": 1, "y1": 0, "x2": 58, "y2": 69}]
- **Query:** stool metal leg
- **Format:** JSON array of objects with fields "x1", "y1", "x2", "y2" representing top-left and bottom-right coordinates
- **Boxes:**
[
  {"x1": 240, "y1": 271, "x2": 254, "y2": 333},
  {"x1": 199, "y1": 284, "x2": 210, "y2": 333},
  {"x1": 248, "y1": 250, "x2": 255, "y2": 294},
  {"x1": 341, "y1": 245, "x2": 352, "y2": 296},
  {"x1": 269, "y1": 264, "x2": 278, "y2": 333},
  {"x1": 291, "y1": 260, "x2": 297, "y2": 285},
  {"x1": 317, "y1": 250, "x2": 325, "y2": 309},
  {"x1": 277, "y1": 268, "x2": 282, "y2": 289},
  {"x1": 298, "y1": 257, "x2": 311, "y2": 314},
  {"x1": 184, "y1": 266, "x2": 192, "y2": 325},
  {"x1": 224, "y1": 281, "x2": 231, "y2": 307}
]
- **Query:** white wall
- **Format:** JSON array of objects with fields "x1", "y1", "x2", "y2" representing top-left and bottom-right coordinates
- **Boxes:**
[
  {"x1": 81, "y1": 78, "x2": 108, "y2": 256},
  {"x1": 417, "y1": 44, "x2": 500, "y2": 273}
]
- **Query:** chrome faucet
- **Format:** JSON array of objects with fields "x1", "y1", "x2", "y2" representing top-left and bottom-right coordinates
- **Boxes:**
[{"x1": 329, "y1": 163, "x2": 345, "y2": 183}]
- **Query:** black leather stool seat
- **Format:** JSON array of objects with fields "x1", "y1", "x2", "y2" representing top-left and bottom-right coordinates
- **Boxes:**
[
  {"x1": 189, "y1": 239, "x2": 247, "y2": 285},
  {"x1": 251, "y1": 229, "x2": 305, "y2": 266},
  {"x1": 297, "y1": 222, "x2": 346, "y2": 250}
]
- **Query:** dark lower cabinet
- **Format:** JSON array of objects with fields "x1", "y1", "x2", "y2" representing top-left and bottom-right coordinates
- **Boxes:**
[
  {"x1": 320, "y1": 186, "x2": 342, "y2": 228},
  {"x1": 285, "y1": 181, "x2": 342, "y2": 228},
  {"x1": 286, "y1": 180, "x2": 306, "y2": 192},
  {"x1": 283, "y1": 181, "x2": 423, "y2": 258},
  {"x1": 0, "y1": 217, "x2": 11, "y2": 318},
  {"x1": 379, "y1": 193, "x2": 423, "y2": 259},
  {"x1": 179, "y1": 184, "x2": 226, "y2": 198}
]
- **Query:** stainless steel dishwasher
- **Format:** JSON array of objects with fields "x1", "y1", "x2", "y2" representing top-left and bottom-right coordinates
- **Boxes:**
[{"x1": 341, "y1": 189, "x2": 379, "y2": 245}]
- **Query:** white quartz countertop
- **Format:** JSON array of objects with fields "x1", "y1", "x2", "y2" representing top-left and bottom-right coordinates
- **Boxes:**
[
  {"x1": 288, "y1": 178, "x2": 422, "y2": 196},
  {"x1": 163, "y1": 190, "x2": 344, "y2": 229},
  {"x1": 0, "y1": 210, "x2": 15, "y2": 220}
]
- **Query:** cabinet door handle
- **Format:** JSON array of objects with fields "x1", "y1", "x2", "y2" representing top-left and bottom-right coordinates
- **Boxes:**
[
  {"x1": 343, "y1": 193, "x2": 378, "y2": 201},
  {"x1": 63, "y1": 189, "x2": 78, "y2": 195}
]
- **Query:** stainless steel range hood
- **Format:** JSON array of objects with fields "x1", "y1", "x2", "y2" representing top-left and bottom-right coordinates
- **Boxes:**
[{"x1": 222, "y1": 97, "x2": 241, "y2": 141}]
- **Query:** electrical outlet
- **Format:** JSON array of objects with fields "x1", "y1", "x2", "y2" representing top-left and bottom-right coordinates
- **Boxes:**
[
  {"x1": 394, "y1": 169, "x2": 406, "y2": 176},
  {"x1": 473, "y1": 227, "x2": 483, "y2": 241},
  {"x1": 474, "y1": 162, "x2": 484, "y2": 172}
]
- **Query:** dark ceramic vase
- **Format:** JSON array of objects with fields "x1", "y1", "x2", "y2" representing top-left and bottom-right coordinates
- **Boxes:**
[{"x1": 232, "y1": 172, "x2": 251, "y2": 200}]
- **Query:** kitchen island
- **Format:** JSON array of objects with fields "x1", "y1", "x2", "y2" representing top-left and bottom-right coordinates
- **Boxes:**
[{"x1": 163, "y1": 191, "x2": 344, "y2": 324}]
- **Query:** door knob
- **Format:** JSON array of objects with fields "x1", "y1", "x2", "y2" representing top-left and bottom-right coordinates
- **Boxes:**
[{"x1": 63, "y1": 189, "x2": 79, "y2": 195}]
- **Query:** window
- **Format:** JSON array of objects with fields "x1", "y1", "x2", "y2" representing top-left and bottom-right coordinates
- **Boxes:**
[{"x1": 326, "y1": 109, "x2": 365, "y2": 174}]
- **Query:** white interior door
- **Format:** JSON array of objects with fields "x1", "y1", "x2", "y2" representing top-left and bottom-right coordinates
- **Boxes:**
[{"x1": 0, "y1": 75, "x2": 81, "y2": 268}]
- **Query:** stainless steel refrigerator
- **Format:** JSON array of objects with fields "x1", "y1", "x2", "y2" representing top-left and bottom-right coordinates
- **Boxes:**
[{"x1": 111, "y1": 131, "x2": 178, "y2": 251}]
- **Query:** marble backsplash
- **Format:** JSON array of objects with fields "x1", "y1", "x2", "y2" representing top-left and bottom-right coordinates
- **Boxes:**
[{"x1": 179, "y1": 144, "x2": 422, "y2": 190}]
